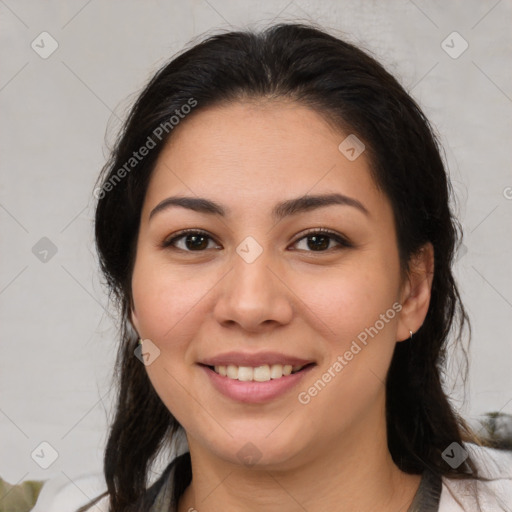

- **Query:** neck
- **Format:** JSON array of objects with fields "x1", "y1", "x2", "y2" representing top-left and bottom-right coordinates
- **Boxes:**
[{"x1": 177, "y1": 398, "x2": 421, "y2": 512}]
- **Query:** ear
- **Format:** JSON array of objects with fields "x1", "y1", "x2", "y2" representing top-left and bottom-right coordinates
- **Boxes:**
[{"x1": 396, "y1": 243, "x2": 434, "y2": 342}]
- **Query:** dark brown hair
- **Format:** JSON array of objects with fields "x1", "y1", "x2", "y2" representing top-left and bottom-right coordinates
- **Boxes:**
[{"x1": 84, "y1": 22, "x2": 495, "y2": 511}]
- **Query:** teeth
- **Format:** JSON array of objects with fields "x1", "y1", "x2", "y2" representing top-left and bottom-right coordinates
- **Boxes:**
[
  {"x1": 254, "y1": 365, "x2": 270, "y2": 382},
  {"x1": 213, "y1": 363, "x2": 304, "y2": 381},
  {"x1": 226, "y1": 365, "x2": 238, "y2": 379},
  {"x1": 270, "y1": 364, "x2": 284, "y2": 379},
  {"x1": 238, "y1": 366, "x2": 253, "y2": 381}
]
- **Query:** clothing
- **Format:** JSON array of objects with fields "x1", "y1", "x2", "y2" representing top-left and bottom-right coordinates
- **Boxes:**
[
  {"x1": 32, "y1": 443, "x2": 512, "y2": 511},
  {"x1": 408, "y1": 467, "x2": 443, "y2": 512},
  {"x1": 437, "y1": 444, "x2": 512, "y2": 511}
]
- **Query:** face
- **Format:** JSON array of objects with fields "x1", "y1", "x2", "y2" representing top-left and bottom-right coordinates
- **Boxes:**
[{"x1": 130, "y1": 100, "x2": 423, "y2": 469}]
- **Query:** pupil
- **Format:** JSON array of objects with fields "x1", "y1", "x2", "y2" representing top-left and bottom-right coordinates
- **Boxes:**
[
  {"x1": 186, "y1": 234, "x2": 208, "y2": 250},
  {"x1": 308, "y1": 235, "x2": 329, "y2": 251}
]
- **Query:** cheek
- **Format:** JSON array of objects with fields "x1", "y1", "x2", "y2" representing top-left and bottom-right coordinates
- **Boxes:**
[
  {"x1": 295, "y1": 258, "x2": 400, "y2": 345},
  {"x1": 130, "y1": 257, "x2": 212, "y2": 423},
  {"x1": 293, "y1": 269, "x2": 400, "y2": 434},
  {"x1": 131, "y1": 256, "x2": 212, "y2": 343},
  {"x1": 291, "y1": 257, "x2": 401, "y2": 410}
]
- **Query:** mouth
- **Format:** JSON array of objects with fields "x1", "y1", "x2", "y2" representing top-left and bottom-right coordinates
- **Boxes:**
[
  {"x1": 199, "y1": 362, "x2": 316, "y2": 403},
  {"x1": 201, "y1": 363, "x2": 315, "y2": 382},
  {"x1": 198, "y1": 351, "x2": 317, "y2": 403}
]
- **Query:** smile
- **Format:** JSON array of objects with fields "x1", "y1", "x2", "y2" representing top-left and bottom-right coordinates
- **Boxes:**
[
  {"x1": 210, "y1": 363, "x2": 310, "y2": 381},
  {"x1": 199, "y1": 362, "x2": 316, "y2": 404}
]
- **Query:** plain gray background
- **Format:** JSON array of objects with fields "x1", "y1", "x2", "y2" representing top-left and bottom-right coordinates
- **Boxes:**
[{"x1": 1, "y1": 0, "x2": 511, "y2": 487}]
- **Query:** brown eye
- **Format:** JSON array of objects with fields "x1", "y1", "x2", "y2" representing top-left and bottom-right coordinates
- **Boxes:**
[
  {"x1": 161, "y1": 228, "x2": 351, "y2": 253},
  {"x1": 162, "y1": 230, "x2": 220, "y2": 252},
  {"x1": 292, "y1": 229, "x2": 352, "y2": 252}
]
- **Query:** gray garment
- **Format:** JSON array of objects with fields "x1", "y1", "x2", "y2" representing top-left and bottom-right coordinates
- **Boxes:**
[
  {"x1": 407, "y1": 468, "x2": 442, "y2": 512},
  {"x1": 148, "y1": 452, "x2": 441, "y2": 511}
]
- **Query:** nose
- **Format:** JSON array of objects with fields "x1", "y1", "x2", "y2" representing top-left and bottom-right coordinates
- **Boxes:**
[{"x1": 212, "y1": 243, "x2": 294, "y2": 333}]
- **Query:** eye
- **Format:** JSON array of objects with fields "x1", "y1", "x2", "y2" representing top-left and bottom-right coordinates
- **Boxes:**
[
  {"x1": 161, "y1": 228, "x2": 352, "y2": 253},
  {"x1": 291, "y1": 228, "x2": 352, "y2": 252},
  {"x1": 161, "y1": 229, "x2": 220, "y2": 252}
]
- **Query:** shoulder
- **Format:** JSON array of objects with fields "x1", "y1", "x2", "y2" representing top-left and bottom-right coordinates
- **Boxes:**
[{"x1": 438, "y1": 443, "x2": 512, "y2": 512}]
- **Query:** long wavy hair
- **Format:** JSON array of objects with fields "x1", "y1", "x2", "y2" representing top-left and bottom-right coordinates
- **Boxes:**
[{"x1": 83, "y1": 22, "x2": 493, "y2": 511}]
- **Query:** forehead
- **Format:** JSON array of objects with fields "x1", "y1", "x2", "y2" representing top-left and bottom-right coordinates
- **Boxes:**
[{"x1": 143, "y1": 100, "x2": 387, "y2": 219}]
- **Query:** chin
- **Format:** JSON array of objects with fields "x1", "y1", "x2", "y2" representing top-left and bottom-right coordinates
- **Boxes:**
[{"x1": 203, "y1": 426, "x2": 311, "y2": 470}]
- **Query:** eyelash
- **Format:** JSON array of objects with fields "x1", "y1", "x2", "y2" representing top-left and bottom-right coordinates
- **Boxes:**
[{"x1": 161, "y1": 228, "x2": 353, "y2": 253}]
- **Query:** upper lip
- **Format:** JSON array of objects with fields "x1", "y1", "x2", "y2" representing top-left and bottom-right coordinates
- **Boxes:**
[{"x1": 199, "y1": 351, "x2": 315, "y2": 367}]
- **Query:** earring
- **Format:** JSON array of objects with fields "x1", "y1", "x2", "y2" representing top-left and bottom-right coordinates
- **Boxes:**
[
  {"x1": 138, "y1": 338, "x2": 143, "y2": 346},
  {"x1": 409, "y1": 330, "x2": 413, "y2": 339}
]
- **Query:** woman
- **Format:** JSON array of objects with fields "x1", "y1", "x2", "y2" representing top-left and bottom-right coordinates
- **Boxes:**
[{"x1": 79, "y1": 22, "x2": 511, "y2": 512}]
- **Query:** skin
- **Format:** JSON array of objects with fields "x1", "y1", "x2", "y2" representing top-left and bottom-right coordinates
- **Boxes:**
[{"x1": 130, "y1": 100, "x2": 434, "y2": 512}]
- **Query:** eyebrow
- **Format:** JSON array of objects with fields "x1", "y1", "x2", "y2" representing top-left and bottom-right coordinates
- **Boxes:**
[{"x1": 148, "y1": 192, "x2": 369, "y2": 221}]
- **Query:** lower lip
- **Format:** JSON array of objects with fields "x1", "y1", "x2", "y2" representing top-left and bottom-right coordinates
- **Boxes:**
[{"x1": 200, "y1": 364, "x2": 315, "y2": 404}]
